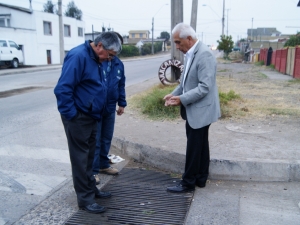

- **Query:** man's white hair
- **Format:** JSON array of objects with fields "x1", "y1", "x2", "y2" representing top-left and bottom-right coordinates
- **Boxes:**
[{"x1": 172, "y1": 23, "x2": 197, "y2": 39}]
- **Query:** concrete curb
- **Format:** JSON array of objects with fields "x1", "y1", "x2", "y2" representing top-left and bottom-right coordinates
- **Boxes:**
[{"x1": 111, "y1": 137, "x2": 300, "y2": 182}]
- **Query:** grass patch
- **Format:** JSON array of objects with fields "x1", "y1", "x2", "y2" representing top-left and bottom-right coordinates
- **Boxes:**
[
  {"x1": 129, "y1": 85, "x2": 244, "y2": 120},
  {"x1": 255, "y1": 61, "x2": 264, "y2": 66},
  {"x1": 219, "y1": 90, "x2": 243, "y2": 118},
  {"x1": 219, "y1": 90, "x2": 241, "y2": 104},
  {"x1": 268, "y1": 64, "x2": 275, "y2": 69},
  {"x1": 129, "y1": 84, "x2": 180, "y2": 120},
  {"x1": 258, "y1": 72, "x2": 268, "y2": 79},
  {"x1": 267, "y1": 108, "x2": 300, "y2": 116},
  {"x1": 288, "y1": 79, "x2": 300, "y2": 84},
  {"x1": 218, "y1": 69, "x2": 228, "y2": 72}
]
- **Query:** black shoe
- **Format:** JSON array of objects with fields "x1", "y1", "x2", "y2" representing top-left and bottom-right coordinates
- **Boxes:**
[
  {"x1": 95, "y1": 191, "x2": 112, "y2": 199},
  {"x1": 196, "y1": 182, "x2": 206, "y2": 188},
  {"x1": 167, "y1": 184, "x2": 195, "y2": 193},
  {"x1": 80, "y1": 203, "x2": 106, "y2": 214}
]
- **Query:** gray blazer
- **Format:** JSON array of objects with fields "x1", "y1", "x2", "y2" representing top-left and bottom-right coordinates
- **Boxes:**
[{"x1": 172, "y1": 41, "x2": 221, "y2": 129}]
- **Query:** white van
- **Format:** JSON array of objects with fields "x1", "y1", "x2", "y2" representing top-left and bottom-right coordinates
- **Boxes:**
[{"x1": 0, "y1": 39, "x2": 24, "y2": 68}]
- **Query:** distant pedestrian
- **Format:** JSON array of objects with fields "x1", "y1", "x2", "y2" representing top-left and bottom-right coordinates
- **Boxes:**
[
  {"x1": 54, "y1": 32, "x2": 122, "y2": 213},
  {"x1": 163, "y1": 23, "x2": 221, "y2": 193},
  {"x1": 92, "y1": 32, "x2": 127, "y2": 184}
]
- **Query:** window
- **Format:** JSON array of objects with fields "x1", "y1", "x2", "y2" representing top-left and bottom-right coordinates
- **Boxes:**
[
  {"x1": 78, "y1": 27, "x2": 83, "y2": 37},
  {"x1": 139, "y1": 33, "x2": 143, "y2": 38},
  {"x1": 0, "y1": 40, "x2": 7, "y2": 47},
  {"x1": 8, "y1": 41, "x2": 18, "y2": 49},
  {"x1": 43, "y1": 21, "x2": 52, "y2": 35},
  {"x1": 0, "y1": 19, "x2": 5, "y2": 27},
  {"x1": 131, "y1": 34, "x2": 135, "y2": 38},
  {"x1": 64, "y1": 25, "x2": 71, "y2": 37}
]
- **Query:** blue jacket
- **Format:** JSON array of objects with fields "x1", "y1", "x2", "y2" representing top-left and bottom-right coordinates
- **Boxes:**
[
  {"x1": 104, "y1": 57, "x2": 127, "y2": 113},
  {"x1": 54, "y1": 41, "x2": 107, "y2": 120}
]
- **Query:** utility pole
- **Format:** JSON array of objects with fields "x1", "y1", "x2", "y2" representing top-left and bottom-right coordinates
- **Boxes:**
[
  {"x1": 226, "y1": 9, "x2": 230, "y2": 36},
  {"x1": 251, "y1": 18, "x2": 253, "y2": 41},
  {"x1": 58, "y1": 0, "x2": 64, "y2": 64},
  {"x1": 190, "y1": 0, "x2": 198, "y2": 31},
  {"x1": 171, "y1": 0, "x2": 183, "y2": 81},
  {"x1": 222, "y1": 0, "x2": 225, "y2": 36},
  {"x1": 151, "y1": 17, "x2": 154, "y2": 54}
]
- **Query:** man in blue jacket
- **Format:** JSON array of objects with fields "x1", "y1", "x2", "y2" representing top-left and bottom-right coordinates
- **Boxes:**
[
  {"x1": 92, "y1": 36, "x2": 127, "y2": 183},
  {"x1": 54, "y1": 32, "x2": 122, "y2": 214}
]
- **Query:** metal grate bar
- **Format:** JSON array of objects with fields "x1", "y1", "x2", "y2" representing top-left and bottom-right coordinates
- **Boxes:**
[{"x1": 64, "y1": 167, "x2": 194, "y2": 225}]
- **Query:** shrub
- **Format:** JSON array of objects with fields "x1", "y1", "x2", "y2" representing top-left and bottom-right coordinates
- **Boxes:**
[
  {"x1": 130, "y1": 84, "x2": 180, "y2": 120},
  {"x1": 119, "y1": 45, "x2": 139, "y2": 57}
]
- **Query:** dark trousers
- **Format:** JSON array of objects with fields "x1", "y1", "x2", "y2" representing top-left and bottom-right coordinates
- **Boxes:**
[
  {"x1": 61, "y1": 111, "x2": 99, "y2": 207},
  {"x1": 181, "y1": 121, "x2": 210, "y2": 188},
  {"x1": 92, "y1": 111, "x2": 116, "y2": 174}
]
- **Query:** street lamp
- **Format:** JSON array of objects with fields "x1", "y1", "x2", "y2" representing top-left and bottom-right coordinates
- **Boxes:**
[{"x1": 152, "y1": 3, "x2": 168, "y2": 55}]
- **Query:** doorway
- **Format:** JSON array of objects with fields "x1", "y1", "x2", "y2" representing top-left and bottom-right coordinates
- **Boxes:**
[{"x1": 46, "y1": 50, "x2": 51, "y2": 64}]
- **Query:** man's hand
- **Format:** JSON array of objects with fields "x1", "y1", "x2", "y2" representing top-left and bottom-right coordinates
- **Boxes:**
[
  {"x1": 168, "y1": 96, "x2": 181, "y2": 106},
  {"x1": 163, "y1": 94, "x2": 173, "y2": 106},
  {"x1": 116, "y1": 106, "x2": 124, "y2": 116}
]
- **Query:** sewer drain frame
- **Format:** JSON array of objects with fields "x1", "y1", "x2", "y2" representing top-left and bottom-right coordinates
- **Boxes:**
[{"x1": 64, "y1": 167, "x2": 194, "y2": 225}]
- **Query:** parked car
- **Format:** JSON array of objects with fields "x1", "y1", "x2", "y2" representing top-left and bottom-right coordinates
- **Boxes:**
[
  {"x1": 0, "y1": 39, "x2": 24, "y2": 68},
  {"x1": 232, "y1": 46, "x2": 240, "y2": 51}
]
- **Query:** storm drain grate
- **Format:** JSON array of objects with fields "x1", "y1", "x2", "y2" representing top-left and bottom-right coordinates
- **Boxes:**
[{"x1": 64, "y1": 167, "x2": 194, "y2": 225}]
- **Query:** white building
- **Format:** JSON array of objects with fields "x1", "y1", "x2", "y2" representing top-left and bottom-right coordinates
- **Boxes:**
[{"x1": 0, "y1": 2, "x2": 85, "y2": 65}]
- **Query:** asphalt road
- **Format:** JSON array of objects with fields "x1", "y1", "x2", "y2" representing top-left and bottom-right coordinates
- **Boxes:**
[{"x1": 0, "y1": 54, "x2": 170, "y2": 225}]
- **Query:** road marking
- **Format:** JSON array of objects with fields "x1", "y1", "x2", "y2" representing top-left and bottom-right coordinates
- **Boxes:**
[
  {"x1": 0, "y1": 169, "x2": 67, "y2": 196},
  {"x1": 0, "y1": 145, "x2": 70, "y2": 164}
]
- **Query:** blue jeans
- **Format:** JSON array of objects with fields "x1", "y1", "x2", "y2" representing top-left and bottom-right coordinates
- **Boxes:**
[{"x1": 92, "y1": 111, "x2": 115, "y2": 175}]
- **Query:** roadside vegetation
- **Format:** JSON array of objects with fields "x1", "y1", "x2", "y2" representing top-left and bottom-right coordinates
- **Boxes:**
[{"x1": 128, "y1": 84, "x2": 243, "y2": 120}]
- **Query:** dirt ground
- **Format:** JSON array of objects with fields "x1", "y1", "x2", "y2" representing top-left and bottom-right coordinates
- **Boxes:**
[{"x1": 215, "y1": 60, "x2": 300, "y2": 122}]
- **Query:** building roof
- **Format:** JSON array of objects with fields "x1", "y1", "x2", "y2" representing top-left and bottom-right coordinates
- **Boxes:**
[
  {"x1": 128, "y1": 30, "x2": 150, "y2": 34},
  {"x1": 247, "y1": 27, "x2": 281, "y2": 36},
  {"x1": 0, "y1": 3, "x2": 32, "y2": 14}
]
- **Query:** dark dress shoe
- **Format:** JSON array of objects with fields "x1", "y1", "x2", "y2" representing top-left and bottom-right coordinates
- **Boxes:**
[
  {"x1": 80, "y1": 203, "x2": 106, "y2": 214},
  {"x1": 167, "y1": 184, "x2": 195, "y2": 193},
  {"x1": 196, "y1": 182, "x2": 206, "y2": 188},
  {"x1": 95, "y1": 191, "x2": 111, "y2": 199}
]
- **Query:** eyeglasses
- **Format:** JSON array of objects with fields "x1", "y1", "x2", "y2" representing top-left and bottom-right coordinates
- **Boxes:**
[
  {"x1": 105, "y1": 49, "x2": 115, "y2": 59},
  {"x1": 107, "y1": 61, "x2": 111, "y2": 73}
]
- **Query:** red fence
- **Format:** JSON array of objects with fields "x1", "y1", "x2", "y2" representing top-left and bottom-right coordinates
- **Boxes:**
[
  {"x1": 294, "y1": 47, "x2": 300, "y2": 78},
  {"x1": 275, "y1": 50, "x2": 281, "y2": 71},
  {"x1": 279, "y1": 48, "x2": 288, "y2": 74},
  {"x1": 258, "y1": 46, "x2": 299, "y2": 79},
  {"x1": 259, "y1": 48, "x2": 268, "y2": 63},
  {"x1": 271, "y1": 50, "x2": 276, "y2": 65}
]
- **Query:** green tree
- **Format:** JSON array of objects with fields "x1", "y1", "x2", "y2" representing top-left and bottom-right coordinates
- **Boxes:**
[
  {"x1": 284, "y1": 32, "x2": 300, "y2": 47},
  {"x1": 217, "y1": 35, "x2": 234, "y2": 59},
  {"x1": 64, "y1": 1, "x2": 82, "y2": 20},
  {"x1": 43, "y1": 0, "x2": 56, "y2": 13},
  {"x1": 159, "y1": 31, "x2": 170, "y2": 41}
]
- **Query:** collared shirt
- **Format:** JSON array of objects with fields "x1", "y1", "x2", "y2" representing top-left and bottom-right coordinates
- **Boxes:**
[{"x1": 182, "y1": 40, "x2": 199, "y2": 92}]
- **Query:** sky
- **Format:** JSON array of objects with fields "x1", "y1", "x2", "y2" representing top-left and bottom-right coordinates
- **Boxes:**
[{"x1": 2, "y1": 0, "x2": 300, "y2": 46}]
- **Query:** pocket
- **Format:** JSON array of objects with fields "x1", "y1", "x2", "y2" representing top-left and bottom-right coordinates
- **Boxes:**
[{"x1": 195, "y1": 97, "x2": 211, "y2": 108}]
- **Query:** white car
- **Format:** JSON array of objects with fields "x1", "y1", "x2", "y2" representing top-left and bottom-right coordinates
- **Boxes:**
[{"x1": 0, "y1": 39, "x2": 24, "y2": 68}]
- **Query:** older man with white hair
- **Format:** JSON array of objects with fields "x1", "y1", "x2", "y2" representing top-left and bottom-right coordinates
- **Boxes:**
[{"x1": 164, "y1": 23, "x2": 221, "y2": 193}]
